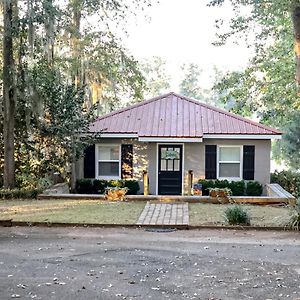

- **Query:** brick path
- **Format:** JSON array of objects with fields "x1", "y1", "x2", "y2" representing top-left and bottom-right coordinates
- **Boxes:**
[{"x1": 136, "y1": 202, "x2": 189, "y2": 226}]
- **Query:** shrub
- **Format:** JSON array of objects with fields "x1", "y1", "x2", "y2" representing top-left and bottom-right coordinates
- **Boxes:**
[
  {"x1": 0, "y1": 188, "x2": 42, "y2": 199},
  {"x1": 246, "y1": 181, "x2": 263, "y2": 196},
  {"x1": 93, "y1": 180, "x2": 107, "y2": 194},
  {"x1": 287, "y1": 199, "x2": 300, "y2": 231},
  {"x1": 198, "y1": 179, "x2": 261, "y2": 196},
  {"x1": 271, "y1": 170, "x2": 300, "y2": 198},
  {"x1": 76, "y1": 179, "x2": 93, "y2": 194},
  {"x1": 224, "y1": 205, "x2": 250, "y2": 225},
  {"x1": 229, "y1": 180, "x2": 245, "y2": 196},
  {"x1": 76, "y1": 179, "x2": 140, "y2": 195},
  {"x1": 123, "y1": 180, "x2": 140, "y2": 195}
]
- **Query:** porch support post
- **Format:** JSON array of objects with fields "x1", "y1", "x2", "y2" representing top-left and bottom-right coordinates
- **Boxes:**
[
  {"x1": 188, "y1": 170, "x2": 193, "y2": 196},
  {"x1": 143, "y1": 170, "x2": 149, "y2": 195}
]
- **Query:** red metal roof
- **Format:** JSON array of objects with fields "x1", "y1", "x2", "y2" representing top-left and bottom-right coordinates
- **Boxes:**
[{"x1": 89, "y1": 92, "x2": 281, "y2": 137}]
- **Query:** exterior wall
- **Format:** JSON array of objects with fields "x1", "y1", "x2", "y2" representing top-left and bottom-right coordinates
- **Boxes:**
[
  {"x1": 202, "y1": 139, "x2": 271, "y2": 186},
  {"x1": 76, "y1": 138, "x2": 271, "y2": 195}
]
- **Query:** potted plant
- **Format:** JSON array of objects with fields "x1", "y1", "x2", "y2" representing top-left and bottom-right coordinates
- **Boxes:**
[
  {"x1": 105, "y1": 187, "x2": 128, "y2": 201},
  {"x1": 209, "y1": 188, "x2": 219, "y2": 197}
]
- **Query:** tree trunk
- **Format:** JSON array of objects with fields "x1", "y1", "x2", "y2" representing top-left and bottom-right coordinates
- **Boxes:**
[
  {"x1": 292, "y1": 5, "x2": 300, "y2": 93},
  {"x1": 3, "y1": 0, "x2": 16, "y2": 189}
]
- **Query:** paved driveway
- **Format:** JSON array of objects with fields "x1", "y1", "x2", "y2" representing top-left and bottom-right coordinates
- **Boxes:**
[{"x1": 0, "y1": 227, "x2": 299, "y2": 299}]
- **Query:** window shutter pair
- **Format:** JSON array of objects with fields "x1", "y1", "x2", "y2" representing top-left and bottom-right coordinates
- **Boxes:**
[
  {"x1": 205, "y1": 145, "x2": 255, "y2": 180},
  {"x1": 83, "y1": 144, "x2": 133, "y2": 179}
]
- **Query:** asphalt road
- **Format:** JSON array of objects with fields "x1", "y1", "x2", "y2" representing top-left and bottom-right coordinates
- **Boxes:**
[{"x1": 0, "y1": 227, "x2": 299, "y2": 300}]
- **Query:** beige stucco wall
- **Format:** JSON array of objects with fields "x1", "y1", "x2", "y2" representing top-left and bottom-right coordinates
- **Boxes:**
[{"x1": 76, "y1": 138, "x2": 272, "y2": 195}]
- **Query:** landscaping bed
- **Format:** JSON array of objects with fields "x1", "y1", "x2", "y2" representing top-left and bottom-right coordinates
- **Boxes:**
[
  {"x1": 0, "y1": 200, "x2": 145, "y2": 224},
  {"x1": 189, "y1": 203, "x2": 291, "y2": 227}
]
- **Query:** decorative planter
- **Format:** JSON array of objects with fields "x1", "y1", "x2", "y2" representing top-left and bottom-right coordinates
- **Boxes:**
[
  {"x1": 209, "y1": 189, "x2": 219, "y2": 197},
  {"x1": 105, "y1": 187, "x2": 128, "y2": 201}
]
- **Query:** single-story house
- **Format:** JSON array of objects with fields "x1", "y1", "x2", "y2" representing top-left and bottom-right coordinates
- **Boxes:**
[{"x1": 76, "y1": 92, "x2": 281, "y2": 195}]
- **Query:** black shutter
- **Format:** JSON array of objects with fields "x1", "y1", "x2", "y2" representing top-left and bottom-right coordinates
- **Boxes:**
[
  {"x1": 205, "y1": 145, "x2": 217, "y2": 179},
  {"x1": 121, "y1": 144, "x2": 133, "y2": 179},
  {"x1": 243, "y1": 145, "x2": 255, "y2": 180},
  {"x1": 84, "y1": 144, "x2": 95, "y2": 178}
]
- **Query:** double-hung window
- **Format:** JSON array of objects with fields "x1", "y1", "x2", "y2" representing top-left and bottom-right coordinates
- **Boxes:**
[
  {"x1": 218, "y1": 146, "x2": 242, "y2": 180},
  {"x1": 97, "y1": 144, "x2": 120, "y2": 179}
]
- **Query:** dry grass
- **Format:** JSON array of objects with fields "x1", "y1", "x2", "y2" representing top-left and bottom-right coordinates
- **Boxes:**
[
  {"x1": 189, "y1": 203, "x2": 291, "y2": 227},
  {"x1": 0, "y1": 200, "x2": 145, "y2": 224}
]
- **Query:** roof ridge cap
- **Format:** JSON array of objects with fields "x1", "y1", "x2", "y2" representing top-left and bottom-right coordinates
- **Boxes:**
[{"x1": 175, "y1": 93, "x2": 281, "y2": 134}]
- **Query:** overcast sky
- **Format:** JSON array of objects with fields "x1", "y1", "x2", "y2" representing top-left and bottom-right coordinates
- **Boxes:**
[{"x1": 123, "y1": 0, "x2": 252, "y2": 90}]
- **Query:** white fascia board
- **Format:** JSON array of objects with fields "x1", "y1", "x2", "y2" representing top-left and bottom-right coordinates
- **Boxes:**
[
  {"x1": 99, "y1": 133, "x2": 139, "y2": 138},
  {"x1": 203, "y1": 134, "x2": 282, "y2": 140},
  {"x1": 138, "y1": 137, "x2": 203, "y2": 142}
]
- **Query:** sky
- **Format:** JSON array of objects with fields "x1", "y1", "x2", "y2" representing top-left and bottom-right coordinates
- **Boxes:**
[{"x1": 123, "y1": 0, "x2": 253, "y2": 91}]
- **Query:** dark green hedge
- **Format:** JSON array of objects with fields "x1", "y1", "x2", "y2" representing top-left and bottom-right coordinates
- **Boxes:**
[
  {"x1": 198, "y1": 179, "x2": 263, "y2": 196},
  {"x1": 0, "y1": 188, "x2": 42, "y2": 199},
  {"x1": 76, "y1": 179, "x2": 140, "y2": 195},
  {"x1": 271, "y1": 170, "x2": 300, "y2": 198}
]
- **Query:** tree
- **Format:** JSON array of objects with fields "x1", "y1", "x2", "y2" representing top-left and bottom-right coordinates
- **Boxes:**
[
  {"x1": 180, "y1": 63, "x2": 204, "y2": 100},
  {"x1": 2, "y1": 0, "x2": 17, "y2": 188},
  {"x1": 140, "y1": 56, "x2": 170, "y2": 98},
  {"x1": 0, "y1": 0, "x2": 152, "y2": 188},
  {"x1": 209, "y1": 0, "x2": 300, "y2": 167}
]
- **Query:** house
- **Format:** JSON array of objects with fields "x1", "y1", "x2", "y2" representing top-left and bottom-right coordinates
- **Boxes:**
[{"x1": 76, "y1": 92, "x2": 281, "y2": 195}]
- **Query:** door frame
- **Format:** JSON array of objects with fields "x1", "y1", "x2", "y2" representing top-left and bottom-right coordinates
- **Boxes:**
[{"x1": 156, "y1": 143, "x2": 185, "y2": 195}]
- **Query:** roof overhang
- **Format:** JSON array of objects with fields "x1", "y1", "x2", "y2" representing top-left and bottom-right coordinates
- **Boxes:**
[
  {"x1": 203, "y1": 134, "x2": 282, "y2": 140},
  {"x1": 138, "y1": 137, "x2": 203, "y2": 142}
]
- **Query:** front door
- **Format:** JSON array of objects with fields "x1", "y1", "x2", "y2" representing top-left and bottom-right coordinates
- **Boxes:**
[{"x1": 158, "y1": 145, "x2": 183, "y2": 195}]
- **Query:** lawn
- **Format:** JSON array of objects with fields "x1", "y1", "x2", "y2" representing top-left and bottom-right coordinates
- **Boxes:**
[
  {"x1": 0, "y1": 200, "x2": 145, "y2": 224},
  {"x1": 189, "y1": 203, "x2": 292, "y2": 227}
]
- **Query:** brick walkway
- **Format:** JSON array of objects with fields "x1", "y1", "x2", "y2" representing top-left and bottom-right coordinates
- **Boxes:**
[{"x1": 136, "y1": 202, "x2": 189, "y2": 226}]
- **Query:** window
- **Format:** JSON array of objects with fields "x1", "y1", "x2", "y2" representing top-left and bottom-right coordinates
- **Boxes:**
[
  {"x1": 97, "y1": 144, "x2": 120, "y2": 178},
  {"x1": 218, "y1": 146, "x2": 242, "y2": 179},
  {"x1": 160, "y1": 147, "x2": 181, "y2": 171}
]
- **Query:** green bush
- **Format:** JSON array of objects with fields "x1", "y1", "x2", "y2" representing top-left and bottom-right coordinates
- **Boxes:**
[
  {"x1": 92, "y1": 180, "x2": 106, "y2": 194},
  {"x1": 246, "y1": 181, "x2": 263, "y2": 196},
  {"x1": 76, "y1": 179, "x2": 140, "y2": 195},
  {"x1": 0, "y1": 188, "x2": 42, "y2": 199},
  {"x1": 123, "y1": 180, "x2": 140, "y2": 195},
  {"x1": 76, "y1": 179, "x2": 94, "y2": 194},
  {"x1": 229, "y1": 180, "x2": 245, "y2": 196},
  {"x1": 224, "y1": 204, "x2": 250, "y2": 225},
  {"x1": 271, "y1": 170, "x2": 300, "y2": 198},
  {"x1": 287, "y1": 199, "x2": 300, "y2": 231},
  {"x1": 198, "y1": 179, "x2": 261, "y2": 196}
]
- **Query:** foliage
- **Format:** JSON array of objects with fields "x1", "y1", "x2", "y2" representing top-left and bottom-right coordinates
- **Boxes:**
[
  {"x1": 245, "y1": 181, "x2": 263, "y2": 196},
  {"x1": 140, "y1": 56, "x2": 171, "y2": 99},
  {"x1": 16, "y1": 173, "x2": 53, "y2": 191},
  {"x1": 0, "y1": 188, "x2": 42, "y2": 199},
  {"x1": 1, "y1": 0, "x2": 152, "y2": 188},
  {"x1": 179, "y1": 63, "x2": 208, "y2": 102},
  {"x1": 209, "y1": 0, "x2": 300, "y2": 167},
  {"x1": 279, "y1": 112, "x2": 300, "y2": 169},
  {"x1": 76, "y1": 179, "x2": 140, "y2": 195},
  {"x1": 271, "y1": 170, "x2": 300, "y2": 198},
  {"x1": 287, "y1": 199, "x2": 300, "y2": 231},
  {"x1": 199, "y1": 179, "x2": 262, "y2": 196},
  {"x1": 224, "y1": 204, "x2": 251, "y2": 225}
]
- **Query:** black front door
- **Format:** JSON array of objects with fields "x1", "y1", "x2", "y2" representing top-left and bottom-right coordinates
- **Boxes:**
[{"x1": 158, "y1": 145, "x2": 182, "y2": 195}]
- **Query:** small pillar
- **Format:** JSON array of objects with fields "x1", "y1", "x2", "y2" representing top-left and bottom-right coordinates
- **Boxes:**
[
  {"x1": 143, "y1": 170, "x2": 149, "y2": 195},
  {"x1": 188, "y1": 170, "x2": 193, "y2": 196}
]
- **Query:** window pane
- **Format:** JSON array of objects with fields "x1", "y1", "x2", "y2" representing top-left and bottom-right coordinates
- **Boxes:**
[
  {"x1": 219, "y1": 147, "x2": 240, "y2": 161},
  {"x1": 98, "y1": 162, "x2": 119, "y2": 176},
  {"x1": 161, "y1": 160, "x2": 167, "y2": 171},
  {"x1": 99, "y1": 145, "x2": 119, "y2": 160},
  {"x1": 173, "y1": 160, "x2": 180, "y2": 171},
  {"x1": 167, "y1": 160, "x2": 173, "y2": 171},
  {"x1": 219, "y1": 163, "x2": 240, "y2": 178}
]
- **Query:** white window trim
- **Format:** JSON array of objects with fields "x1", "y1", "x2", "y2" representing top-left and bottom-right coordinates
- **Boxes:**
[
  {"x1": 217, "y1": 145, "x2": 243, "y2": 181},
  {"x1": 95, "y1": 144, "x2": 121, "y2": 180}
]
